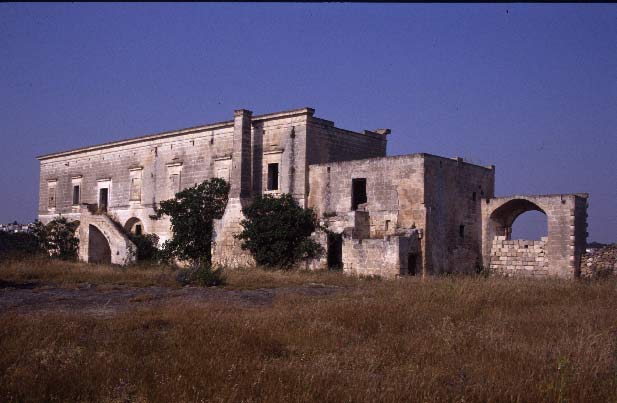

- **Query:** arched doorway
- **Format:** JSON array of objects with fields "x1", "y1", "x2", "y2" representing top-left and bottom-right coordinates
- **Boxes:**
[
  {"x1": 88, "y1": 224, "x2": 111, "y2": 264},
  {"x1": 124, "y1": 217, "x2": 144, "y2": 236}
]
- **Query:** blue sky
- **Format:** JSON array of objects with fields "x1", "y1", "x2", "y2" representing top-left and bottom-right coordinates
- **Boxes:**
[{"x1": 1, "y1": 3, "x2": 615, "y2": 242}]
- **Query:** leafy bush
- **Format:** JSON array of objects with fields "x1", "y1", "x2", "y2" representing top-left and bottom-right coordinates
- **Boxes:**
[
  {"x1": 156, "y1": 178, "x2": 230, "y2": 265},
  {"x1": 31, "y1": 217, "x2": 79, "y2": 260},
  {"x1": 128, "y1": 233, "x2": 160, "y2": 262},
  {"x1": 235, "y1": 193, "x2": 324, "y2": 268},
  {"x1": 175, "y1": 262, "x2": 227, "y2": 287}
]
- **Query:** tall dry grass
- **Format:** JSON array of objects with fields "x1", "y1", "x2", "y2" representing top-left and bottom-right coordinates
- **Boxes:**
[
  {"x1": 1, "y1": 276, "x2": 616, "y2": 402},
  {"x1": 0, "y1": 256, "x2": 178, "y2": 287}
]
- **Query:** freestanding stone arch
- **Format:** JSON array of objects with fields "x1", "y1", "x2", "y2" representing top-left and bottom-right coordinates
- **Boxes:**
[{"x1": 481, "y1": 194, "x2": 588, "y2": 278}]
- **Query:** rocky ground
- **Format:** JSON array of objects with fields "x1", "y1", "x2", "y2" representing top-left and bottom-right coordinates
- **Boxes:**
[{"x1": 0, "y1": 280, "x2": 343, "y2": 316}]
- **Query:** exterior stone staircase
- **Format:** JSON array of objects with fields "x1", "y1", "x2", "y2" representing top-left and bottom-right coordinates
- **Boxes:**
[{"x1": 77, "y1": 205, "x2": 136, "y2": 265}]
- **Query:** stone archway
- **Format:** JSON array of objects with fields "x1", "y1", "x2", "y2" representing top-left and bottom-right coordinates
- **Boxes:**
[
  {"x1": 124, "y1": 217, "x2": 144, "y2": 235},
  {"x1": 88, "y1": 224, "x2": 111, "y2": 264},
  {"x1": 481, "y1": 194, "x2": 588, "y2": 278}
]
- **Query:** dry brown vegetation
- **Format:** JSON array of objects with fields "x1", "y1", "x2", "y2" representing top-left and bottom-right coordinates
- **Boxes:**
[{"x1": 1, "y1": 259, "x2": 617, "y2": 402}]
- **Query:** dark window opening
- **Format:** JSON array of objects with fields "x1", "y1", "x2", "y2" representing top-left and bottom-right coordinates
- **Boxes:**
[
  {"x1": 72, "y1": 185, "x2": 80, "y2": 205},
  {"x1": 459, "y1": 225, "x2": 465, "y2": 238},
  {"x1": 99, "y1": 188, "x2": 108, "y2": 212},
  {"x1": 135, "y1": 224, "x2": 142, "y2": 236},
  {"x1": 472, "y1": 192, "x2": 476, "y2": 201},
  {"x1": 267, "y1": 163, "x2": 279, "y2": 191},
  {"x1": 327, "y1": 233, "x2": 343, "y2": 270},
  {"x1": 351, "y1": 178, "x2": 367, "y2": 210}
]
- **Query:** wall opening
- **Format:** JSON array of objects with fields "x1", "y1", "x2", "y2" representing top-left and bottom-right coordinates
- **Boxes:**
[
  {"x1": 510, "y1": 210, "x2": 548, "y2": 240},
  {"x1": 124, "y1": 217, "x2": 144, "y2": 235},
  {"x1": 72, "y1": 185, "x2": 80, "y2": 205},
  {"x1": 327, "y1": 233, "x2": 343, "y2": 270},
  {"x1": 99, "y1": 188, "x2": 108, "y2": 212},
  {"x1": 267, "y1": 163, "x2": 279, "y2": 191},
  {"x1": 88, "y1": 224, "x2": 111, "y2": 264},
  {"x1": 351, "y1": 178, "x2": 367, "y2": 210},
  {"x1": 407, "y1": 253, "x2": 418, "y2": 275}
]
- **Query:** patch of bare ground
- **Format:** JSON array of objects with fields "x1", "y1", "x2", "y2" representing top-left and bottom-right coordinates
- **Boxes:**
[{"x1": 1, "y1": 258, "x2": 617, "y2": 402}]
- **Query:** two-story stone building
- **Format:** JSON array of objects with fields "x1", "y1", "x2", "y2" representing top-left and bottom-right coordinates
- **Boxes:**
[{"x1": 37, "y1": 107, "x2": 588, "y2": 278}]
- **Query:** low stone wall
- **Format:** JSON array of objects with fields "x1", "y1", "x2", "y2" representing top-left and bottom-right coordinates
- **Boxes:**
[
  {"x1": 489, "y1": 236, "x2": 548, "y2": 277},
  {"x1": 342, "y1": 235, "x2": 420, "y2": 278},
  {"x1": 581, "y1": 245, "x2": 617, "y2": 278}
]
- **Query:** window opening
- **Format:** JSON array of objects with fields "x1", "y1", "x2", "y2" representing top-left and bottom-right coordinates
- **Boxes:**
[
  {"x1": 72, "y1": 185, "x2": 80, "y2": 205},
  {"x1": 99, "y1": 188, "x2": 108, "y2": 212},
  {"x1": 351, "y1": 178, "x2": 367, "y2": 210},
  {"x1": 267, "y1": 163, "x2": 279, "y2": 191}
]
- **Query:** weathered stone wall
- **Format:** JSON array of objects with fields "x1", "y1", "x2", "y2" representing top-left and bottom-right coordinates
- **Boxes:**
[
  {"x1": 308, "y1": 154, "x2": 426, "y2": 236},
  {"x1": 38, "y1": 120, "x2": 236, "y2": 244},
  {"x1": 581, "y1": 245, "x2": 617, "y2": 278},
  {"x1": 306, "y1": 117, "x2": 387, "y2": 166},
  {"x1": 342, "y1": 235, "x2": 420, "y2": 278},
  {"x1": 489, "y1": 236, "x2": 549, "y2": 277},
  {"x1": 423, "y1": 155, "x2": 495, "y2": 275}
]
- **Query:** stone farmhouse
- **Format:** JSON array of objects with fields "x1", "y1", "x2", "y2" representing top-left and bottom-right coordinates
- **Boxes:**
[{"x1": 37, "y1": 108, "x2": 589, "y2": 278}]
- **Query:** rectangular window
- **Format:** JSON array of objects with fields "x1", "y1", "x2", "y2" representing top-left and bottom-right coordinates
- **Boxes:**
[
  {"x1": 459, "y1": 224, "x2": 465, "y2": 238},
  {"x1": 48, "y1": 186, "x2": 56, "y2": 209},
  {"x1": 170, "y1": 174, "x2": 180, "y2": 197},
  {"x1": 72, "y1": 185, "x2": 80, "y2": 205},
  {"x1": 267, "y1": 163, "x2": 279, "y2": 191},
  {"x1": 351, "y1": 178, "x2": 367, "y2": 210},
  {"x1": 130, "y1": 177, "x2": 142, "y2": 201},
  {"x1": 99, "y1": 188, "x2": 108, "y2": 212}
]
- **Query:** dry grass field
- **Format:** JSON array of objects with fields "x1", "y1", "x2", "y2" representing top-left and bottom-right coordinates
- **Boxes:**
[{"x1": 1, "y1": 257, "x2": 616, "y2": 402}]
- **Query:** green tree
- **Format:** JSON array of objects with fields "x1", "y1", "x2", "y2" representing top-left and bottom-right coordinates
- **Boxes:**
[
  {"x1": 235, "y1": 193, "x2": 323, "y2": 268},
  {"x1": 156, "y1": 178, "x2": 230, "y2": 265},
  {"x1": 31, "y1": 217, "x2": 80, "y2": 260}
]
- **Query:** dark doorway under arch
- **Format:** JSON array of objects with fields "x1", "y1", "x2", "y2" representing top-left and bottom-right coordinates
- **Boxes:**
[{"x1": 88, "y1": 224, "x2": 111, "y2": 264}]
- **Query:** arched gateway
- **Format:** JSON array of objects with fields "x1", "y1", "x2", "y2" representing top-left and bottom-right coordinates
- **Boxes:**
[{"x1": 481, "y1": 194, "x2": 588, "y2": 278}]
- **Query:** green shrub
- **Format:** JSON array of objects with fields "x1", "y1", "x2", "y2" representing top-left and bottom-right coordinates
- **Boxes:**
[
  {"x1": 128, "y1": 233, "x2": 160, "y2": 262},
  {"x1": 175, "y1": 262, "x2": 227, "y2": 287},
  {"x1": 31, "y1": 217, "x2": 79, "y2": 260},
  {"x1": 156, "y1": 178, "x2": 230, "y2": 265},
  {"x1": 235, "y1": 193, "x2": 324, "y2": 269}
]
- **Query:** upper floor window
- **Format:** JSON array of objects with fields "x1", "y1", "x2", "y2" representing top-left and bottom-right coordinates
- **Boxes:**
[
  {"x1": 72, "y1": 185, "x2": 81, "y2": 205},
  {"x1": 47, "y1": 180, "x2": 57, "y2": 210},
  {"x1": 267, "y1": 163, "x2": 279, "y2": 191},
  {"x1": 351, "y1": 178, "x2": 367, "y2": 210},
  {"x1": 48, "y1": 185, "x2": 56, "y2": 209},
  {"x1": 130, "y1": 177, "x2": 142, "y2": 201}
]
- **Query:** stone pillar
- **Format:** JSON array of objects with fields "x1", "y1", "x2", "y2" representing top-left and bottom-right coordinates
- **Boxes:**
[
  {"x1": 212, "y1": 109, "x2": 256, "y2": 268},
  {"x1": 230, "y1": 109, "x2": 252, "y2": 198}
]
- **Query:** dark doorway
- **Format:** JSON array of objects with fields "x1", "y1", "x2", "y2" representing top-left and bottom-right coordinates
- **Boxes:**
[
  {"x1": 88, "y1": 224, "x2": 111, "y2": 264},
  {"x1": 99, "y1": 188, "x2": 108, "y2": 212},
  {"x1": 407, "y1": 253, "x2": 417, "y2": 275},
  {"x1": 327, "y1": 233, "x2": 343, "y2": 270},
  {"x1": 351, "y1": 178, "x2": 367, "y2": 210}
]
